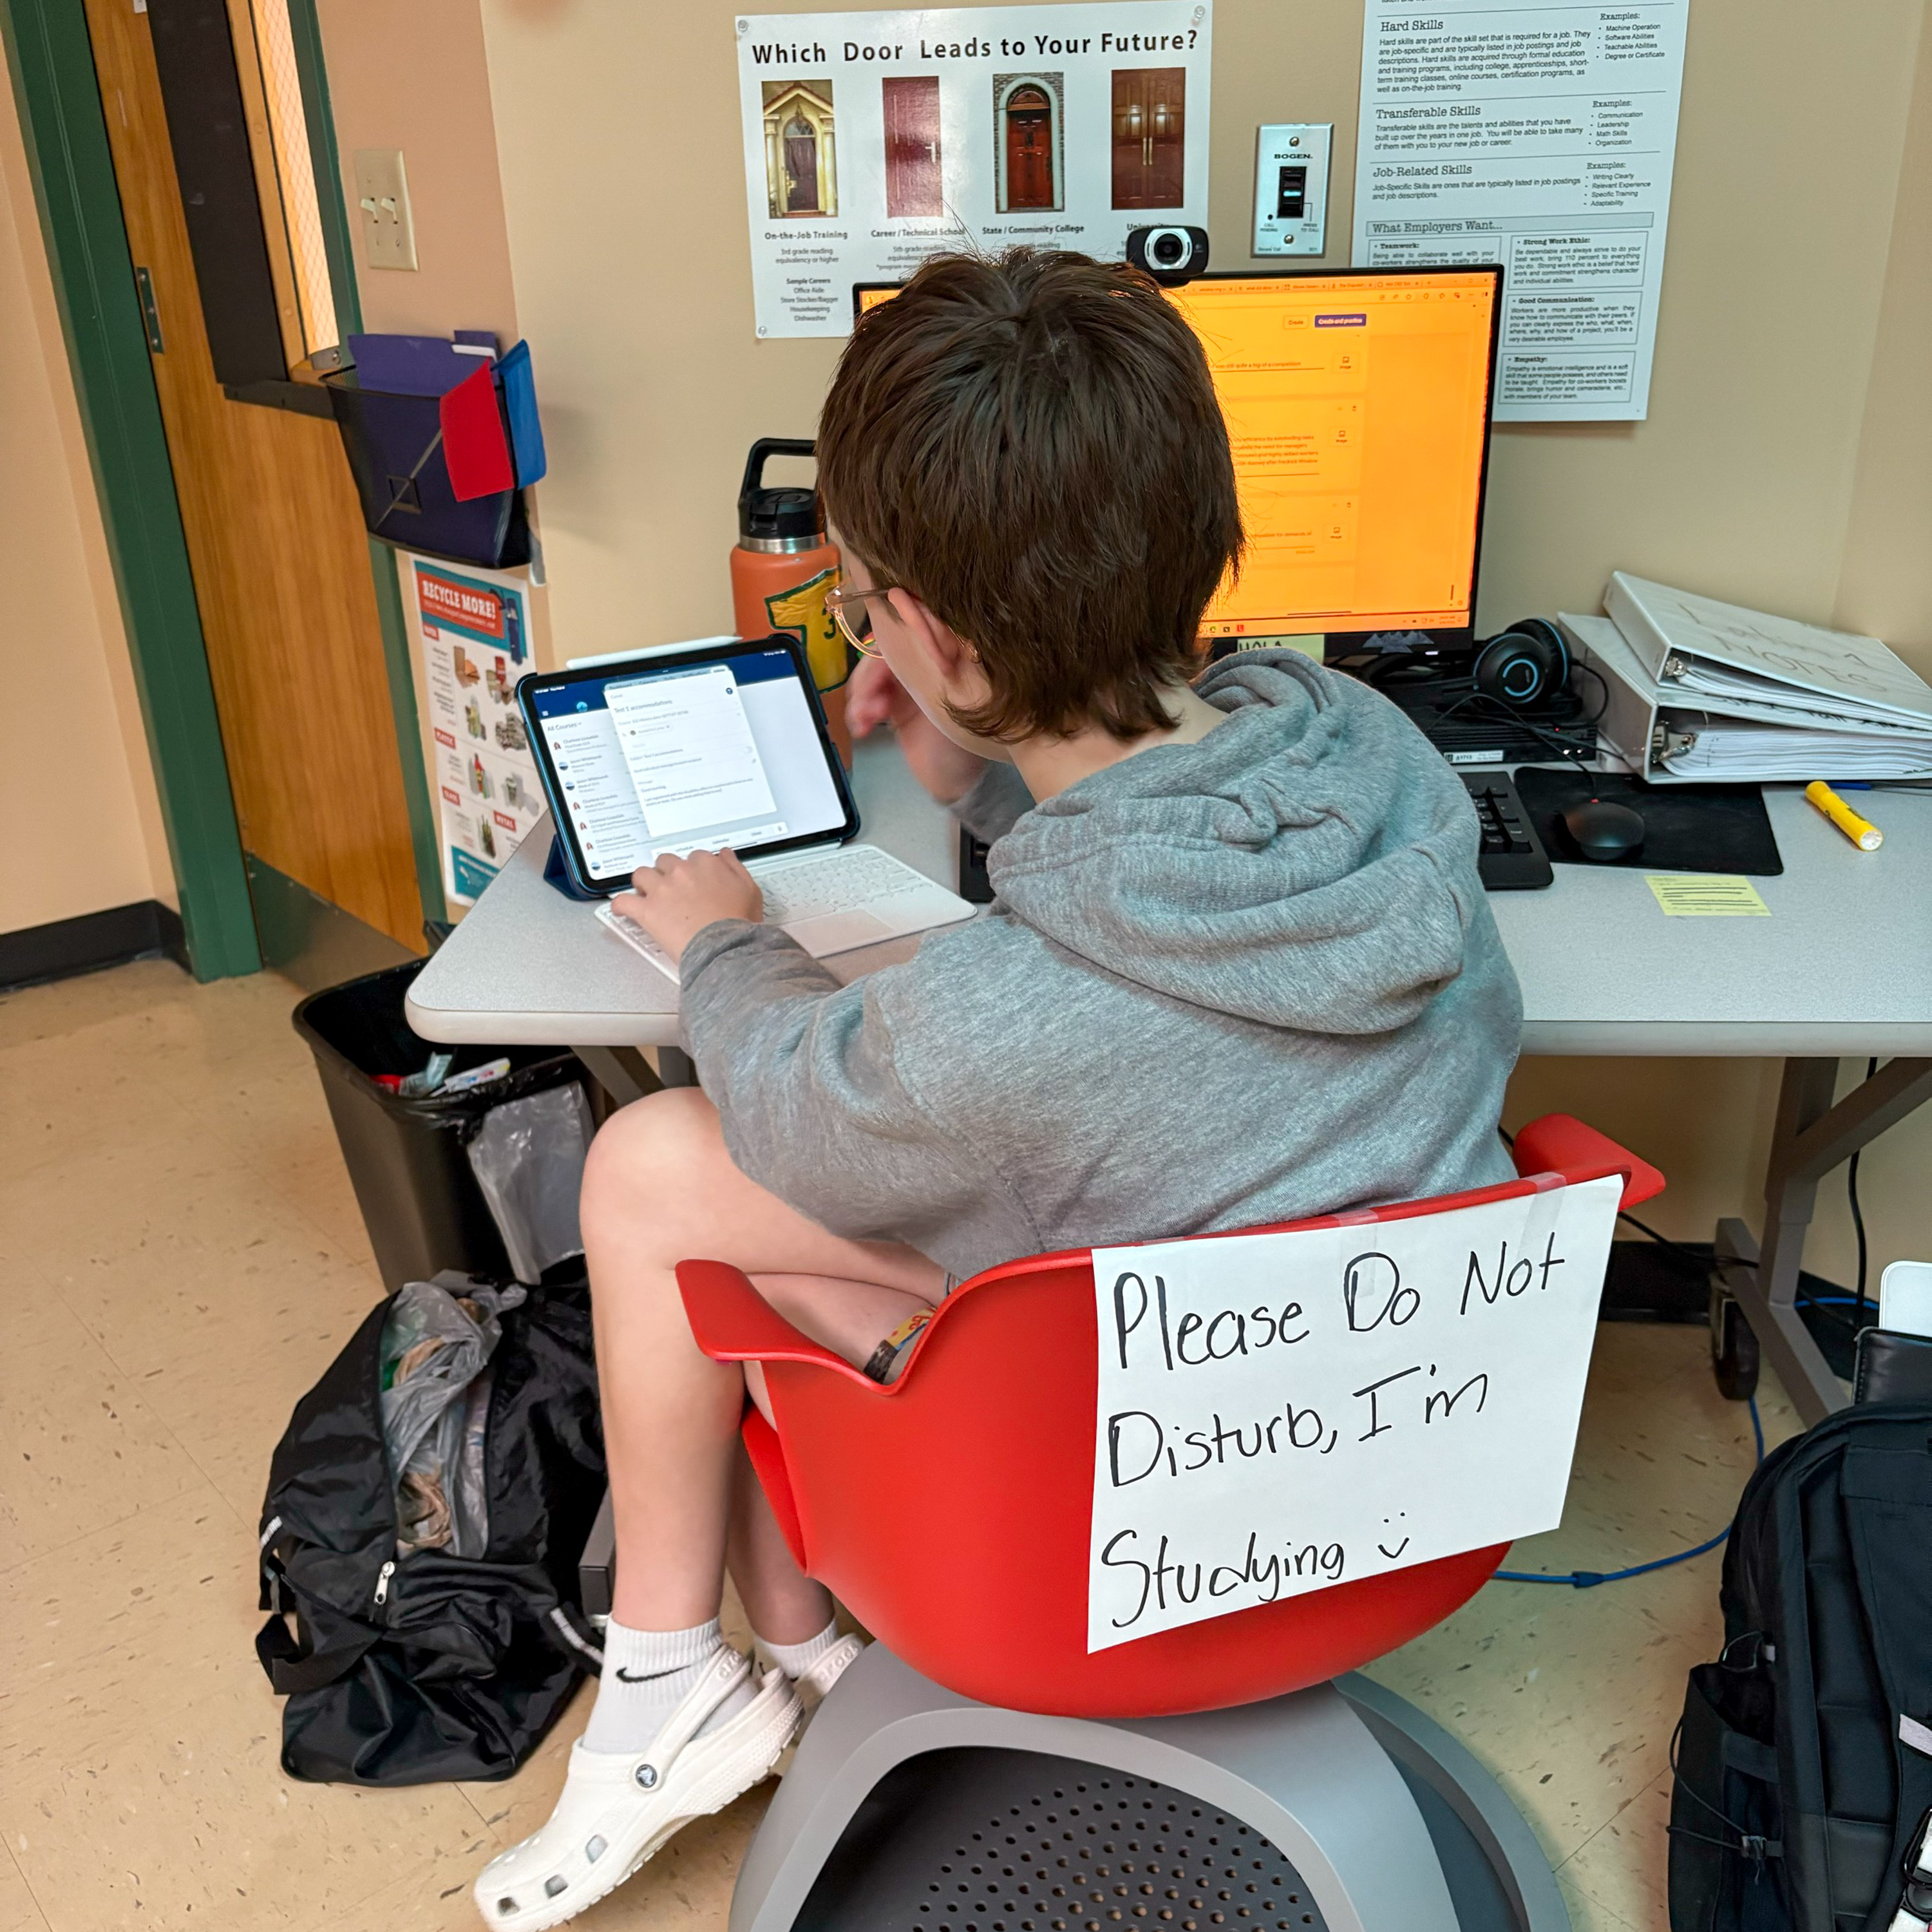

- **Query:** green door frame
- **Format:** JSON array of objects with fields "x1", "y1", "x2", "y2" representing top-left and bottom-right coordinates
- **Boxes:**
[
  {"x1": 1, "y1": 0, "x2": 259, "y2": 980},
  {"x1": 0, "y1": 0, "x2": 446, "y2": 981}
]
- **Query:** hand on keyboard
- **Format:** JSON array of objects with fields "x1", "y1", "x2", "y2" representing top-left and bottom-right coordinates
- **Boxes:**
[{"x1": 612, "y1": 848, "x2": 764, "y2": 964}]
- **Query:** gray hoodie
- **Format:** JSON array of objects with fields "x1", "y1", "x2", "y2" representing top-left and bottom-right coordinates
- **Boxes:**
[{"x1": 678, "y1": 651, "x2": 1522, "y2": 1282}]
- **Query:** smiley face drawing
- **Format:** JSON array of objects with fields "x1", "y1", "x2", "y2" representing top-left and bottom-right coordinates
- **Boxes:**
[{"x1": 1378, "y1": 1513, "x2": 1411, "y2": 1561}]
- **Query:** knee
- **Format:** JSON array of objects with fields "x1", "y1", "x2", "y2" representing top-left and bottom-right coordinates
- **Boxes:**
[{"x1": 580, "y1": 1086, "x2": 721, "y2": 1245}]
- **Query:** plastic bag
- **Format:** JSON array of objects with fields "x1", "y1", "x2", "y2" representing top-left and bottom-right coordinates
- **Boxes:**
[
  {"x1": 379, "y1": 1273, "x2": 526, "y2": 1557},
  {"x1": 464, "y1": 1083, "x2": 593, "y2": 1285}
]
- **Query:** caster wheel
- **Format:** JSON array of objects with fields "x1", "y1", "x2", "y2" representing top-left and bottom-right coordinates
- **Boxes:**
[{"x1": 1710, "y1": 1283, "x2": 1760, "y2": 1401}]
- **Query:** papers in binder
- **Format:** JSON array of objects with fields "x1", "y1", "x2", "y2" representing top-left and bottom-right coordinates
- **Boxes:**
[
  {"x1": 1564, "y1": 588, "x2": 1932, "y2": 785},
  {"x1": 1657, "y1": 723, "x2": 1932, "y2": 782}
]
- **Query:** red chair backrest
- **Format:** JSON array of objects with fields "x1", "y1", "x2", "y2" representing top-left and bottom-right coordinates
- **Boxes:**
[{"x1": 685, "y1": 1115, "x2": 1662, "y2": 1719}]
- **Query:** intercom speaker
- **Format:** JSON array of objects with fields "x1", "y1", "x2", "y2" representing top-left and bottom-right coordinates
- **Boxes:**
[
  {"x1": 1472, "y1": 616, "x2": 1571, "y2": 708},
  {"x1": 1125, "y1": 225, "x2": 1210, "y2": 285}
]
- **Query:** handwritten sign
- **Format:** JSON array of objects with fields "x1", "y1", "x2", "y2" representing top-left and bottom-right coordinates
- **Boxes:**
[{"x1": 1087, "y1": 1176, "x2": 1621, "y2": 1651}]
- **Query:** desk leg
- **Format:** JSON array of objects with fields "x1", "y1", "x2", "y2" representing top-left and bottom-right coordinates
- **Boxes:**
[
  {"x1": 574, "y1": 1045, "x2": 661, "y2": 1108},
  {"x1": 1718, "y1": 1054, "x2": 1932, "y2": 1426}
]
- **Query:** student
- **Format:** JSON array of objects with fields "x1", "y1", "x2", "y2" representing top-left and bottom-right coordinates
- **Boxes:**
[{"x1": 473, "y1": 249, "x2": 1521, "y2": 1929}]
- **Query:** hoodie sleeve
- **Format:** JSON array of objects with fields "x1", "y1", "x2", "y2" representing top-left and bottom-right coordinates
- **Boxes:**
[
  {"x1": 674, "y1": 920, "x2": 1028, "y2": 1264},
  {"x1": 952, "y1": 762, "x2": 1035, "y2": 844}
]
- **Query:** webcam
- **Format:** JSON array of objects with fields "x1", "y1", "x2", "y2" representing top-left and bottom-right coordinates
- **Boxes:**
[{"x1": 1125, "y1": 225, "x2": 1210, "y2": 286}]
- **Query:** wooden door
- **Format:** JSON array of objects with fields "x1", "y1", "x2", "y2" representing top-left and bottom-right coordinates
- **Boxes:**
[
  {"x1": 1003, "y1": 88, "x2": 1054, "y2": 209},
  {"x1": 1111, "y1": 68, "x2": 1186, "y2": 209},
  {"x1": 784, "y1": 118, "x2": 821, "y2": 213},
  {"x1": 84, "y1": 0, "x2": 424, "y2": 950},
  {"x1": 883, "y1": 76, "x2": 942, "y2": 218}
]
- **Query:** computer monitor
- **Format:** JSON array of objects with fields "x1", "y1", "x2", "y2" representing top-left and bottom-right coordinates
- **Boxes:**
[{"x1": 853, "y1": 263, "x2": 1502, "y2": 656}]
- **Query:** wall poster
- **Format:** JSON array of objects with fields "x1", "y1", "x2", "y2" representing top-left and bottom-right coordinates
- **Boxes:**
[
  {"x1": 1352, "y1": 0, "x2": 1689, "y2": 422},
  {"x1": 408, "y1": 556, "x2": 544, "y2": 907},
  {"x1": 736, "y1": 1, "x2": 1213, "y2": 339}
]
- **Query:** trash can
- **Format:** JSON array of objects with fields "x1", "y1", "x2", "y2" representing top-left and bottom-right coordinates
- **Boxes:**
[{"x1": 294, "y1": 960, "x2": 587, "y2": 1291}]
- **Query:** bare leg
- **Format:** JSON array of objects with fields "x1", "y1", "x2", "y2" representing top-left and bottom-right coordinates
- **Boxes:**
[
  {"x1": 579, "y1": 1087, "x2": 944, "y2": 1638},
  {"x1": 725, "y1": 1444, "x2": 826, "y2": 1645}
]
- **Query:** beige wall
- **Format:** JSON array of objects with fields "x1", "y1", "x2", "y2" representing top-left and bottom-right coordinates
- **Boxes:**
[
  {"x1": 315, "y1": 0, "x2": 521, "y2": 346},
  {"x1": 0, "y1": 41, "x2": 172, "y2": 933},
  {"x1": 1836, "y1": 0, "x2": 1932, "y2": 668},
  {"x1": 473, "y1": 0, "x2": 1929, "y2": 652},
  {"x1": 446, "y1": 1, "x2": 1932, "y2": 1278},
  {"x1": 314, "y1": 0, "x2": 552, "y2": 918}
]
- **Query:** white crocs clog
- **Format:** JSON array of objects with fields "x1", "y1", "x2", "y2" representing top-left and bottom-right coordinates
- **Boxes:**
[
  {"x1": 791, "y1": 1631, "x2": 866, "y2": 1711},
  {"x1": 473, "y1": 1646, "x2": 800, "y2": 1931},
  {"x1": 766, "y1": 1631, "x2": 867, "y2": 1777}
]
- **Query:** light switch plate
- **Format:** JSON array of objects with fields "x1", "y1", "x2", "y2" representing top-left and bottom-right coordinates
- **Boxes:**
[
  {"x1": 354, "y1": 149, "x2": 416, "y2": 272},
  {"x1": 1253, "y1": 124, "x2": 1331, "y2": 257}
]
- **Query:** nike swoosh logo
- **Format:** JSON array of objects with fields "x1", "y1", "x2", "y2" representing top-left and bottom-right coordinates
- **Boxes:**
[{"x1": 613, "y1": 1666, "x2": 679, "y2": 1685}]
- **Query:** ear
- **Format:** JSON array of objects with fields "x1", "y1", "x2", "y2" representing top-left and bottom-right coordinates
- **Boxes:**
[{"x1": 886, "y1": 588, "x2": 989, "y2": 703}]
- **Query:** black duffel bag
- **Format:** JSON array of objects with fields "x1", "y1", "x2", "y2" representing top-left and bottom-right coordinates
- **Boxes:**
[{"x1": 256, "y1": 1270, "x2": 606, "y2": 1785}]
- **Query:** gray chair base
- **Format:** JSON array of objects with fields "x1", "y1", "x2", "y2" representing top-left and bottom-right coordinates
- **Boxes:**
[{"x1": 732, "y1": 1645, "x2": 1566, "y2": 1932}]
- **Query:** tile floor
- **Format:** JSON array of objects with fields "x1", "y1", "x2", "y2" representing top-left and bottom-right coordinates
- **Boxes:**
[{"x1": 0, "y1": 958, "x2": 1801, "y2": 1932}]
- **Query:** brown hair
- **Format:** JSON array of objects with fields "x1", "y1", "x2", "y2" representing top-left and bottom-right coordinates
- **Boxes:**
[{"x1": 817, "y1": 249, "x2": 1243, "y2": 742}]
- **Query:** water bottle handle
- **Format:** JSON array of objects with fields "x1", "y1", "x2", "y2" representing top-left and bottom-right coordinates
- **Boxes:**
[{"x1": 739, "y1": 438, "x2": 817, "y2": 514}]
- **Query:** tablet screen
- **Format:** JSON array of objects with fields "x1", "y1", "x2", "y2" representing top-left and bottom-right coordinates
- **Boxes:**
[{"x1": 520, "y1": 641, "x2": 855, "y2": 891}]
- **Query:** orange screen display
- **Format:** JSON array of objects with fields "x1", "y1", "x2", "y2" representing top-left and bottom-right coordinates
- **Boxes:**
[
  {"x1": 853, "y1": 269, "x2": 1499, "y2": 637},
  {"x1": 1166, "y1": 272, "x2": 1498, "y2": 639}
]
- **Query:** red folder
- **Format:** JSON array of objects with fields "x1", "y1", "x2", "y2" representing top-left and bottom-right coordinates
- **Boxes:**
[{"x1": 439, "y1": 362, "x2": 514, "y2": 502}]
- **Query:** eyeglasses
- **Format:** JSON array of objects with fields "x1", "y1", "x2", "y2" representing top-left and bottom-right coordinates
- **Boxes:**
[{"x1": 825, "y1": 582, "x2": 896, "y2": 658}]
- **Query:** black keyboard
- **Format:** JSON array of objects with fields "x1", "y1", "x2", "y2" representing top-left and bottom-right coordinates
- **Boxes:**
[{"x1": 1460, "y1": 768, "x2": 1553, "y2": 890}]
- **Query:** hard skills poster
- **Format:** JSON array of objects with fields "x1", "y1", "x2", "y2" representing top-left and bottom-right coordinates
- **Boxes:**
[{"x1": 737, "y1": 1, "x2": 1212, "y2": 337}]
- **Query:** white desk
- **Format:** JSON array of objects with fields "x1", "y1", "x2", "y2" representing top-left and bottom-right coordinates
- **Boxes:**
[
  {"x1": 406, "y1": 749, "x2": 1932, "y2": 1424},
  {"x1": 407, "y1": 739, "x2": 960, "y2": 1051},
  {"x1": 1488, "y1": 784, "x2": 1932, "y2": 1058}
]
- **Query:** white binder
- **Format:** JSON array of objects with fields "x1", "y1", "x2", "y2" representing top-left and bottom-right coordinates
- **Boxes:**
[{"x1": 1558, "y1": 585, "x2": 1932, "y2": 786}]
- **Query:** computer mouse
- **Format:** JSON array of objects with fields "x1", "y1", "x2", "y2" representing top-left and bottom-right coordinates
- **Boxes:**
[{"x1": 1561, "y1": 799, "x2": 1647, "y2": 863}]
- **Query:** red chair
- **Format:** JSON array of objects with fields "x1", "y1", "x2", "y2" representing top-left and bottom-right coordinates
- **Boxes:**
[{"x1": 682, "y1": 1116, "x2": 1663, "y2": 1932}]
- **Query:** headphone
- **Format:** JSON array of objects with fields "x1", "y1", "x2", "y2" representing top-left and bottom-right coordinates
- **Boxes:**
[{"x1": 1471, "y1": 617, "x2": 1570, "y2": 708}]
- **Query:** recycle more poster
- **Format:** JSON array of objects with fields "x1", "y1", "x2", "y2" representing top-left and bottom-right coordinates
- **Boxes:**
[
  {"x1": 409, "y1": 557, "x2": 544, "y2": 907},
  {"x1": 737, "y1": 1, "x2": 1212, "y2": 337}
]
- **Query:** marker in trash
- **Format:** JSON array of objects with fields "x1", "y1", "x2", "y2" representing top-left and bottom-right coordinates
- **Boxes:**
[
  {"x1": 437, "y1": 1057, "x2": 511, "y2": 1096},
  {"x1": 1806, "y1": 781, "x2": 1883, "y2": 851}
]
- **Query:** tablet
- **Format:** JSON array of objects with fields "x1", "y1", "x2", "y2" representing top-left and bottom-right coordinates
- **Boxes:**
[{"x1": 516, "y1": 636, "x2": 859, "y2": 896}]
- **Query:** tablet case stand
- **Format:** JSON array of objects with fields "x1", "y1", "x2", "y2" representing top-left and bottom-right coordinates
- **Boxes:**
[{"x1": 544, "y1": 834, "x2": 601, "y2": 902}]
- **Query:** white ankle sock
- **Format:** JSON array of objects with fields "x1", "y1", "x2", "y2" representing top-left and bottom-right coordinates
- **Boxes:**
[
  {"x1": 580, "y1": 1618, "x2": 757, "y2": 1757},
  {"x1": 755, "y1": 1618, "x2": 844, "y2": 1680}
]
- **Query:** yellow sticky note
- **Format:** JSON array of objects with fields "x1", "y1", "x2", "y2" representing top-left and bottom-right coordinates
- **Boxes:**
[{"x1": 1645, "y1": 873, "x2": 1770, "y2": 917}]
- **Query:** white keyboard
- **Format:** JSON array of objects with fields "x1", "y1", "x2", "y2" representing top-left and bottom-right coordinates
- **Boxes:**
[
  {"x1": 594, "y1": 843, "x2": 976, "y2": 984},
  {"x1": 755, "y1": 844, "x2": 936, "y2": 922}
]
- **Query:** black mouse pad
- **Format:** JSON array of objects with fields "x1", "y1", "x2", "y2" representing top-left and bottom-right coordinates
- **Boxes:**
[{"x1": 1511, "y1": 768, "x2": 1783, "y2": 875}]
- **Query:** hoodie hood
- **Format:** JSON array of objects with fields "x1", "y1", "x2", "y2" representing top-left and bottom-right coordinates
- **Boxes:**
[{"x1": 987, "y1": 652, "x2": 1481, "y2": 1034}]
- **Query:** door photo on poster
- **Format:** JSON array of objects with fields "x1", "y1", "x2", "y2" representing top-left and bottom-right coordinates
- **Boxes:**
[
  {"x1": 737, "y1": 3, "x2": 1213, "y2": 338},
  {"x1": 1110, "y1": 66, "x2": 1184, "y2": 208},
  {"x1": 883, "y1": 75, "x2": 943, "y2": 216},
  {"x1": 763, "y1": 79, "x2": 838, "y2": 216},
  {"x1": 995, "y1": 73, "x2": 1061, "y2": 210},
  {"x1": 407, "y1": 556, "x2": 545, "y2": 906}
]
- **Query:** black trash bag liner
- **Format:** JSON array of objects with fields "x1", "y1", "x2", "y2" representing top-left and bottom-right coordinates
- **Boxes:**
[{"x1": 256, "y1": 1267, "x2": 605, "y2": 1785}]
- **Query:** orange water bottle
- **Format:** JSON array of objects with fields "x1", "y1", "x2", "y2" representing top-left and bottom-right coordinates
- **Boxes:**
[{"x1": 730, "y1": 439, "x2": 850, "y2": 765}]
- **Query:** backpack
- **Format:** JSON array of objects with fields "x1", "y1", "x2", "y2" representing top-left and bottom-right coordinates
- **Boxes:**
[
  {"x1": 1668, "y1": 1397, "x2": 1932, "y2": 1931},
  {"x1": 256, "y1": 1271, "x2": 607, "y2": 1785}
]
